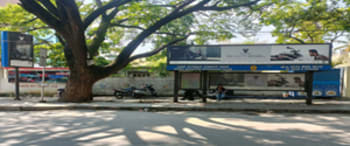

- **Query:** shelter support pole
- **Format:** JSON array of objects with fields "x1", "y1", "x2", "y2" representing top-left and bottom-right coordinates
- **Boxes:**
[
  {"x1": 14, "y1": 67, "x2": 21, "y2": 100},
  {"x1": 173, "y1": 71, "x2": 179, "y2": 102},
  {"x1": 202, "y1": 71, "x2": 208, "y2": 103},
  {"x1": 305, "y1": 71, "x2": 314, "y2": 105}
]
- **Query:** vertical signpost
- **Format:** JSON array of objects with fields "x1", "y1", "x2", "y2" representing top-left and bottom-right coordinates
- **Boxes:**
[
  {"x1": 305, "y1": 71, "x2": 314, "y2": 105},
  {"x1": 173, "y1": 71, "x2": 179, "y2": 102},
  {"x1": 15, "y1": 67, "x2": 20, "y2": 100},
  {"x1": 1, "y1": 31, "x2": 34, "y2": 100},
  {"x1": 39, "y1": 48, "x2": 47, "y2": 102}
]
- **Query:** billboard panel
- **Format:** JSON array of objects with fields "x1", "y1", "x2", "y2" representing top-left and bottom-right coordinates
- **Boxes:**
[
  {"x1": 167, "y1": 44, "x2": 331, "y2": 71},
  {"x1": 208, "y1": 73, "x2": 305, "y2": 91},
  {"x1": 1, "y1": 31, "x2": 33, "y2": 67},
  {"x1": 181, "y1": 72, "x2": 201, "y2": 89},
  {"x1": 7, "y1": 69, "x2": 69, "y2": 83},
  {"x1": 270, "y1": 45, "x2": 330, "y2": 64}
]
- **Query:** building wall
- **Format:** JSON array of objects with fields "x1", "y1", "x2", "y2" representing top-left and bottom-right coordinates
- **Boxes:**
[
  {"x1": 0, "y1": 79, "x2": 65, "y2": 95},
  {"x1": 342, "y1": 67, "x2": 350, "y2": 98},
  {"x1": 93, "y1": 77, "x2": 174, "y2": 96},
  {"x1": 0, "y1": 77, "x2": 174, "y2": 96}
]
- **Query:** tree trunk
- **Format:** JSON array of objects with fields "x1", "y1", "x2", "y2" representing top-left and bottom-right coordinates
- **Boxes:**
[{"x1": 59, "y1": 70, "x2": 97, "y2": 102}]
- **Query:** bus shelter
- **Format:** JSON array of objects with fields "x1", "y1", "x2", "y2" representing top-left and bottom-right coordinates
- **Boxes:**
[{"x1": 167, "y1": 44, "x2": 332, "y2": 105}]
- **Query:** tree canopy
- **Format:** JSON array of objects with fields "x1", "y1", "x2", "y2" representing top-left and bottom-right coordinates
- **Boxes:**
[
  {"x1": 261, "y1": 0, "x2": 350, "y2": 44},
  {"x1": 9, "y1": 0, "x2": 264, "y2": 102}
]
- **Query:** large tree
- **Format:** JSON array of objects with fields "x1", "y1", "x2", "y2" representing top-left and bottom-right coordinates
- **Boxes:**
[
  {"x1": 261, "y1": 0, "x2": 350, "y2": 44},
  {"x1": 17, "y1": 0, "x2": 263, "y2": 102}
]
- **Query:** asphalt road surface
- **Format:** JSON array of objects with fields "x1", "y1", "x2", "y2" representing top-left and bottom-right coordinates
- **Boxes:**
[{"x1": 0, "y1": 111, "x2": 349, "y2": 146}]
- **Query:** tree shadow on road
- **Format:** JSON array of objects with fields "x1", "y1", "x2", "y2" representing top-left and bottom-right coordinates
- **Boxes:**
[{"x1": 0, "y1": 111, "x2": 349, "y2": 146}]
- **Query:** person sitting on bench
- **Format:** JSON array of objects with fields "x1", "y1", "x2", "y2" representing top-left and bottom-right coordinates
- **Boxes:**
[{"x1": 216, "y1": 84, "x2": 226, "y2": 101}]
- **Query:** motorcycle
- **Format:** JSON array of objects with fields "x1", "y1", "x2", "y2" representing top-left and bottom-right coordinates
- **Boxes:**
[
  {"x1": 113, "y1": 86, "x2": 136, "y2": 99},
  {"x1": 271, "y1": 46, "x2": 303, "y2": 61},
  {"x1": 132, "y1": 84, "x2": 157, "y2": 98}
]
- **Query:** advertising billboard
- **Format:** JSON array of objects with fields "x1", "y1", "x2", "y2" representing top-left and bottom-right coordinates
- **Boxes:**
[
  {"x1": 1, "y1": 31, "x2": 34, "y2": 67},
  {"x1": 167, "y1": 44, "x2": 331, "y2": 71},
  {"x1": 181, "y1": 72, "x2": 201, "y2": 89},
  {"x1": 7, "y1": 69, "x2": 69, "y2": 83},
  {"x1": 208, "y1": 73, "x2": 305, "y2": 91}
]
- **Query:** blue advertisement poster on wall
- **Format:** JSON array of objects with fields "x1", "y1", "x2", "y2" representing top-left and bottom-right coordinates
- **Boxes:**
[
  {"x1": 292, "y1": 69, "x2": 341, "y2": 97},
  {"x1": 1, "y1": 31, "x2": 34, "y2": 67}
]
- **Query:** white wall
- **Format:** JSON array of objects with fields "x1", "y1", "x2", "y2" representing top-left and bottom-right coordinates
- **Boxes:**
[
  {"x1": 93, "y1": 77, "x2": 174, "y2": 95},
  {"x1": 342, "y1": 67, "x2": 350, "y2": 98},
  {"x1": 0, "y1": 79, "x2": 66, "y2": 95},
  {"x1": 0, "y1": 77, "x2": 174, "y2": 96}
]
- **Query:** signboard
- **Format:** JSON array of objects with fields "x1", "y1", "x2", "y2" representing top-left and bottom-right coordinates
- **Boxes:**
[
  {"x1": 181, "y1": 72, "x2": 201, "y2": 89},
  {"x1": 208, "y1": 73, "x2": 305, "y2": 91},
  {"x1": 167, "y1": 44, "x2": 331, "y2": 71},
  {"x1": 39, "y1": 48, "x2": 47, "y2": 66},
  {"x1": 7, "y1": 68, "x2": 69, "y2": 83},
  {"x1": 290, "y1": 69, "x2": 341, "y2": 97},
  {"x1": 1, "y1": 31, "x2": 34, "y2": 67}
]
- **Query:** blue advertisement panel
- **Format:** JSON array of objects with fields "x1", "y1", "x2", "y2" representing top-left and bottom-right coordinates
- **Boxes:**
[
  {"x1": 167, "y1": 64, "x2": 332, "y2": 71},
  {"x1": 7, "y1": 69, "x2": 69, "y2": 83},
  {"x1": 1, "y1": 31, "x2": 9, "y2": 67},
  {"x1": 292, "y1": 69, "x2": 341, "y2": 97},
  {"x1": 1, "y1": 31, "x2": 33, "y2": 67},
  {"x1": 312, "y1": 69, "x2": 341, "y2": 97}
]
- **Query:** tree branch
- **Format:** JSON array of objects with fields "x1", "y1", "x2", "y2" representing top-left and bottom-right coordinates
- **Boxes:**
[
  {"x1": 199, "y1": 0, "x2": 260, "y2": 11},
  {"x1": 101, "y1": 35, "x2": 190, "y2": 76},
  {"x1": 83, "y1": 0, "x2": 132, "y2": 29},
  {"x1": 111, "y1": 23, "x2": 191, "y2": 36},
  {"x1": 111, "y1": 23, "x2": 145, "y2": 30},
  {"x1": 56, "y1": 33, "x2": 66, "y2": 46},
  {"x1": 88, "y1": 8, "x2": 119, "y2": 57},
  {"x1": 38, "y1": 0, "x2": 60, "y2": 18},
  {"x1": 112, "y1": 0, "x2": 210, "y2": 66},
  {"x1": 19, "y1": 0, "x2": 62, "y2": 30},
  {"x1": 287, "y1": 29, "x2": 305, "y2": 44},
  {"x1": 128, "y1": 35, "x2": 190, "y2": 62},
  {"x1": 56, "y1": 0, "x2": 84, "y2": 29},
  {"x1": 28, "y1": 26, "x2": 51, "y2": 32},
  {"x1": 330, "y1": 31, "x2": 345, "y2": 44},
  {"x1": 34, "y1": 37, "x2": 55, "y2": 48},
  {"x1": 173, "y1": 0, "x2": 196, "y2": 12},
  {"x1": 20, "y1": 17, "x2": 38, "y2": 25}
]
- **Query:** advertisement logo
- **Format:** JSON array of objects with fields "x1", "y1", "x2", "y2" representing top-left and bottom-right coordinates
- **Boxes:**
[
  {"x1": 242, "y1": 48, "x2": 249, "y2": 54},
  {"x1": 326, "y1": 90, "x2": 337, "y2": 96}
]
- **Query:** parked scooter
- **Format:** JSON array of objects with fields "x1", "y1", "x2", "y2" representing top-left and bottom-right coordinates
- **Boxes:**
[
  {"x1": 132, "y1": 84, "x2": 157, "y2": 98},
  {"x1": 113, "y1": 86, "x2": 136, "y2": 99}
]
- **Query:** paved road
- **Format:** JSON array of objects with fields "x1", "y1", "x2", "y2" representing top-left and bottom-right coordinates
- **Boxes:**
[{"x1": 0, "y1": 111, "x2": 349, "y2": 146}]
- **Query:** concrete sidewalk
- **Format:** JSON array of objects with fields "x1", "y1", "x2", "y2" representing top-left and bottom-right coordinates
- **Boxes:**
[{"x1": 1, "y1": 96, "x2": 350, "y2": 113}]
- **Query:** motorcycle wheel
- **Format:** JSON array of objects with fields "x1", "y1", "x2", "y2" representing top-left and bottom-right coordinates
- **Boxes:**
[{"x1": 114, "y1": 91, "x2": 124, "y2": 99}]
